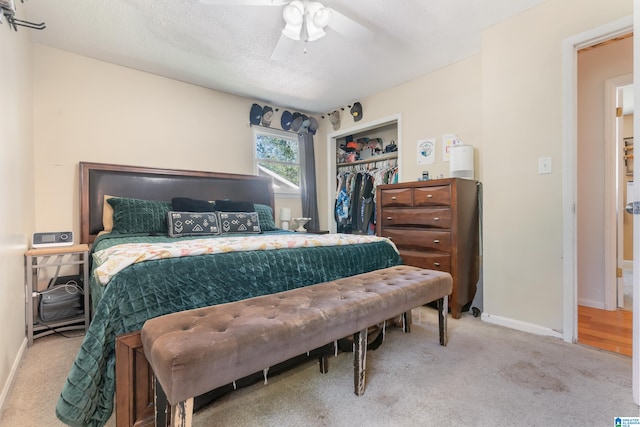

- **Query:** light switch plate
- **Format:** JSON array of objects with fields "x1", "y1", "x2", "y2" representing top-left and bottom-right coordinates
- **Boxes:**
[{"x1": 538, "y1": 157, "x2": 552, "y2": 174}]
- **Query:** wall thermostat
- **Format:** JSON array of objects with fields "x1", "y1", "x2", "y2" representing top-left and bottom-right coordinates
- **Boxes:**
[{"x1": 32, "y1": 231, "x2": 74, "y2": 248}]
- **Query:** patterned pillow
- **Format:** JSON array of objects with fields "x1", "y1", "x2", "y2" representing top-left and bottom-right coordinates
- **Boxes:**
[
  {"x1": 107, "y1": 197, "x2": 172, "y2": 234},
  {"x1": 167, "y1": 211, "x2": 220, "y2": 237},
  {"x1": 254, "y1": 204, "x2": 278, "y2": 231},
  {"x1": 218, "y1": 212, "x2": 261, "y2": 234}
]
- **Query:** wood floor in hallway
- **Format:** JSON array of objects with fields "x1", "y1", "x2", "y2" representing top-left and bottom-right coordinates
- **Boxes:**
[{"x1": 578, "y1": 305, "x2": 631, "y2": 356}]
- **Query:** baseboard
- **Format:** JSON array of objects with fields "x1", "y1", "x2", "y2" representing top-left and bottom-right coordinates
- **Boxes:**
[
  {"x1": 623, "y1": 260, "x2": 633, "y2": 270},
  {"x1": 0, "y1": 338, "x2": 27, "y2": 419},
  {"x1": 577, "y1": 298, "x2": 606, "y2": 310},
  {"x1": 481, "y1": 312, "x2": 563, "y2": 339}
]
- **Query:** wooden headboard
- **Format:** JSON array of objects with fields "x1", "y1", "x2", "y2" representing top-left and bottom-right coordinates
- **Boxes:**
[{"x1": 79, "y1": 162, "x2": 275, "y2": 244}]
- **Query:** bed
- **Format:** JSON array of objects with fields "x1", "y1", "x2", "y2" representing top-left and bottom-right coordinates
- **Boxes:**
[{"x1": 55, "y1": 162, "x2": 402, "y2": 427}]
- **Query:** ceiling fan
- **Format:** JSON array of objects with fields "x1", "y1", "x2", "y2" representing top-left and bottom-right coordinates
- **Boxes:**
[{"x1": 199, "y1": 0, "x2": 375, "y2": 60}]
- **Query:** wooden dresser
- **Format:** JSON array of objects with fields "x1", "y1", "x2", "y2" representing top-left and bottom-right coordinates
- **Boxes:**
[{"x1": 376, "y1": 178, "x2": 479, "y2": 318}]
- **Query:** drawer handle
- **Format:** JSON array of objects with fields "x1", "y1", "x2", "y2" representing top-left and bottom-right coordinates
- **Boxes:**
[
  {"x1": 433, "y1": 217, "x2": 440, "y2": 221},
  {"x1": 434, "y1": 262, "x2": 440, "y2": 267},
  {"x1": 386, "y1": 216, "x2": 393, "y2": 220},
  {"x1": 427, "y1": 194, "x2": 433, "y2": 198},
  {"x1": 433, "y1": 239, "x2": 440, "y2": 244},
  {"x1": 391, "y1": 196, "x2": 397, "y2": 200}
]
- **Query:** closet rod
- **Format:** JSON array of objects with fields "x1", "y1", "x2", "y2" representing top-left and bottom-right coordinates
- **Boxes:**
[{"x1": 337, "y1": 158, "x2": 397, "y2": 172}]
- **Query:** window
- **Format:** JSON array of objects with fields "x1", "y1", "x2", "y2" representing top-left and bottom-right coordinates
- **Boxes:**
[{"x1": 254, "y1": 127, "x2": 300, "y2": 196}]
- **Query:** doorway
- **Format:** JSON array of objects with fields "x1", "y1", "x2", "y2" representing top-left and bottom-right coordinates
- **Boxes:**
[
  {"x1": 563, "y1": 12, "x2": 640, "y2": 406},
  {"x1": 575, "y1": 35, "x2": 633, "y2": 356}
]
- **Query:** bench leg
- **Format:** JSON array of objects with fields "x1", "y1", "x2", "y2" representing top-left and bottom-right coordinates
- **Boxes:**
[
  {"x1": 170, "y1": 398, "x2": 194, "y2": 427},
  {"x1": 154, "y1": 375, "x2": 194, "y2": 427},
  {"x1": 353, "y1": 328, "x2": 368, "y2": 396},
  {"x1": 319, "y1": 355, "x2": 329, "y2": 374},
  {"x1": 437, "y1": 295, "x2": 448, "y2": 346},
  {"x1": 153, "y1": 375, "x2": 169, "y2": 427},
  {"x1": 402, "y1": 311, "x2": 411, "y2": 333}
]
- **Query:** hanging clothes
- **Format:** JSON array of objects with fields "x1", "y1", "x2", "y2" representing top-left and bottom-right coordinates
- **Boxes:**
[
  {"x1": 359, "y1": 174, "x2": 375, "y2": 234},
  {"x1": 350, "y1": 172, "x2": 364, "y2": 232},
  {"x1": 334, "y1": 173, "x2": 351, "y2": 233},
  {"x1": 335, "y1": 160, "x2": 398, "y2": 234}
]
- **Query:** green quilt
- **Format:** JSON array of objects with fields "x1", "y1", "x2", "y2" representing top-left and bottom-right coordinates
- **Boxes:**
[{"x1": 55, "y1": 233, "x2": 401, "y2": 427}]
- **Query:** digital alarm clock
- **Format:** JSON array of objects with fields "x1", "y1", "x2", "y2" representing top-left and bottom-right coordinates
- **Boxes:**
[{"x1": 32, "y1": 231, "x2": 74, "y2": 248}]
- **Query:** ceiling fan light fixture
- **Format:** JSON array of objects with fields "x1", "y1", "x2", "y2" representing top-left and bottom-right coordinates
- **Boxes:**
[
  {"x1": 282, "y1": 0, "x2": 304, "y2": 40},
  {"x1": 305, "y1": 1, "x2": 330, "y2": 41},
  {"x1": 305, "y1": 22, "x2": 325, "y2": 42},
  {"x1": 309, "y1": 3, "x2": 331, "y2": 28}
]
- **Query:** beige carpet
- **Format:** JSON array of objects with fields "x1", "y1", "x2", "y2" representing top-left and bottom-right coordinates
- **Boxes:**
[{"x1": 1, "y1": 307, "x2": 639, "y2": 426}]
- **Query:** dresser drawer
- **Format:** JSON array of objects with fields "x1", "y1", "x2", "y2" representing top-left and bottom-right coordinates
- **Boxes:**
[
  {"x1": 413, "y1": 185, "x2": 451, "y2": 206},
  {"x1": 380, "y1": 207, "x2": 451, "y2": 228},
  {"x1": 400, "y1": 250, "x2": 451, "y2": 272},
  {"x1": 379, "y1": 188, "x2": 412, "y2": 207},
  {"x1": 381, "y1": 228, "x2": 451, "y2": 252}
]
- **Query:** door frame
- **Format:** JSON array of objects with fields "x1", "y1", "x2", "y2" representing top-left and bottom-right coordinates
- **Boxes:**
[
  {"x1": 561, "y1": 14, "x2": 635, "y2": 401},
  {"x1": 325, "y1": 113, "x2": 402, "y2": 233},
  {"x1": 604, "y1": 74, "x2": 633, "y2": 310}
]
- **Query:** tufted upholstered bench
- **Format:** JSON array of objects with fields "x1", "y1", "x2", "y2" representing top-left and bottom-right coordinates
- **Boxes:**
[{"x1": 141, "y1": 265, "x2": 452, "y2": 427}]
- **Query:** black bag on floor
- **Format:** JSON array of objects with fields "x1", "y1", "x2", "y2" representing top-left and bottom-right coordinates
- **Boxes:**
[{"x1": 39, "y1": 281, "x2": 84, "y2": 323}]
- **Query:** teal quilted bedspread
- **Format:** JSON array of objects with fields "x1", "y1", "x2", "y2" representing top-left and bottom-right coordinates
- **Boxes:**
[{"x1": 55, "y1": 233, "x2": 401, "y2": 427}]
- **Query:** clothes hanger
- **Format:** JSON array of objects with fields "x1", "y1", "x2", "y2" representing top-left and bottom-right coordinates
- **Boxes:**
[
  {"x1": 8, "y1": 17, "x2": 46, "y2": 30},
  {"x1": 1, "y1": 0, "x2": 46, "y2": 31}
]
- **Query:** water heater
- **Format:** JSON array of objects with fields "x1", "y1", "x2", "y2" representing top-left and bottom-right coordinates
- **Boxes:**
[{"x1": 450, "y1": 144, "x2": 474, "y2": 179}]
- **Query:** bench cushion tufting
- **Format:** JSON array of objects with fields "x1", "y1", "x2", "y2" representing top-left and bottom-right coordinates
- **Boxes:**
[{"x1": 141, "y1": 265, "x2": 452, "y2": 405}]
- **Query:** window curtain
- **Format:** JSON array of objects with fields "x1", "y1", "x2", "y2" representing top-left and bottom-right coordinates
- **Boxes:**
[{"x1": 298, "y1": 131, "x2": 320, "y2": 231}]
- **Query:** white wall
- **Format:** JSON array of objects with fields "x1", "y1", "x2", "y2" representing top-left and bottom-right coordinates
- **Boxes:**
[{"x1": 0, "y1": 20, "x2": 35, "y2": 412}]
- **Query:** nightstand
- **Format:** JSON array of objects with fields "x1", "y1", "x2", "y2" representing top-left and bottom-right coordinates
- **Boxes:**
[{"x1": 24, "y1": 244, "x2": 90, "y2": 347}]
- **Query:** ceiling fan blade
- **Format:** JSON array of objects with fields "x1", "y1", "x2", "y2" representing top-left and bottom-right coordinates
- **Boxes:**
[
  {"x1": 199, "y1": 0, "x2": 288, "y2": 5},
  {"x1": 270, "y1": 33, "x2": 297, "y2": 61},
  {"x1": 327, "y1": 8, "x2": 375, "y2": 43}
]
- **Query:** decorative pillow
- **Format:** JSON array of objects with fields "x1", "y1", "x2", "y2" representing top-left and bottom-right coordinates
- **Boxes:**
[
  {"x1": 171, "y1": 197, "x2": 215, "y2": 212},
  {"x1": 254, "y1": 203, "x2": 278, "y2": 231},
  {"x1": 218, "y1": 212, "x2": 261, "y2": 234},
  {"x1": 102, "y1": 195, "x2": 116, "y2": 232},
  {"x1": 107, "y1": 197, "x2": 172, "y2": 234},
  {"x1": 214, "y1": 199, "x2": 255, "y2": 212},
  {"x1": 167, "y1": 211, "x2": 220, "y2": 237}
]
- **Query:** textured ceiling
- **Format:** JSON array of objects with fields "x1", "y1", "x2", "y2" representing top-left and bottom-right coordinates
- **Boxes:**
[{"x1": 21, "y1": 0, "x2": 544, "y2": 113}]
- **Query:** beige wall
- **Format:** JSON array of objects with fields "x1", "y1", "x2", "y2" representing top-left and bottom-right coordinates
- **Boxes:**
[
  {"x1": 0, "y1": 23, "x2": 35, "y2": 409},
  {"x1": 350, "y1": 54, "x2": 483, "y2": 183},
  {"x1": 577, "y1": 36, "x2": 633, "y2": 307},
  {"x1": 32, "y1": 45, "x2": 309, "y2": 238},
  {"x1": 482, "y1": 0, "x2": 632, "y2": 331}
]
